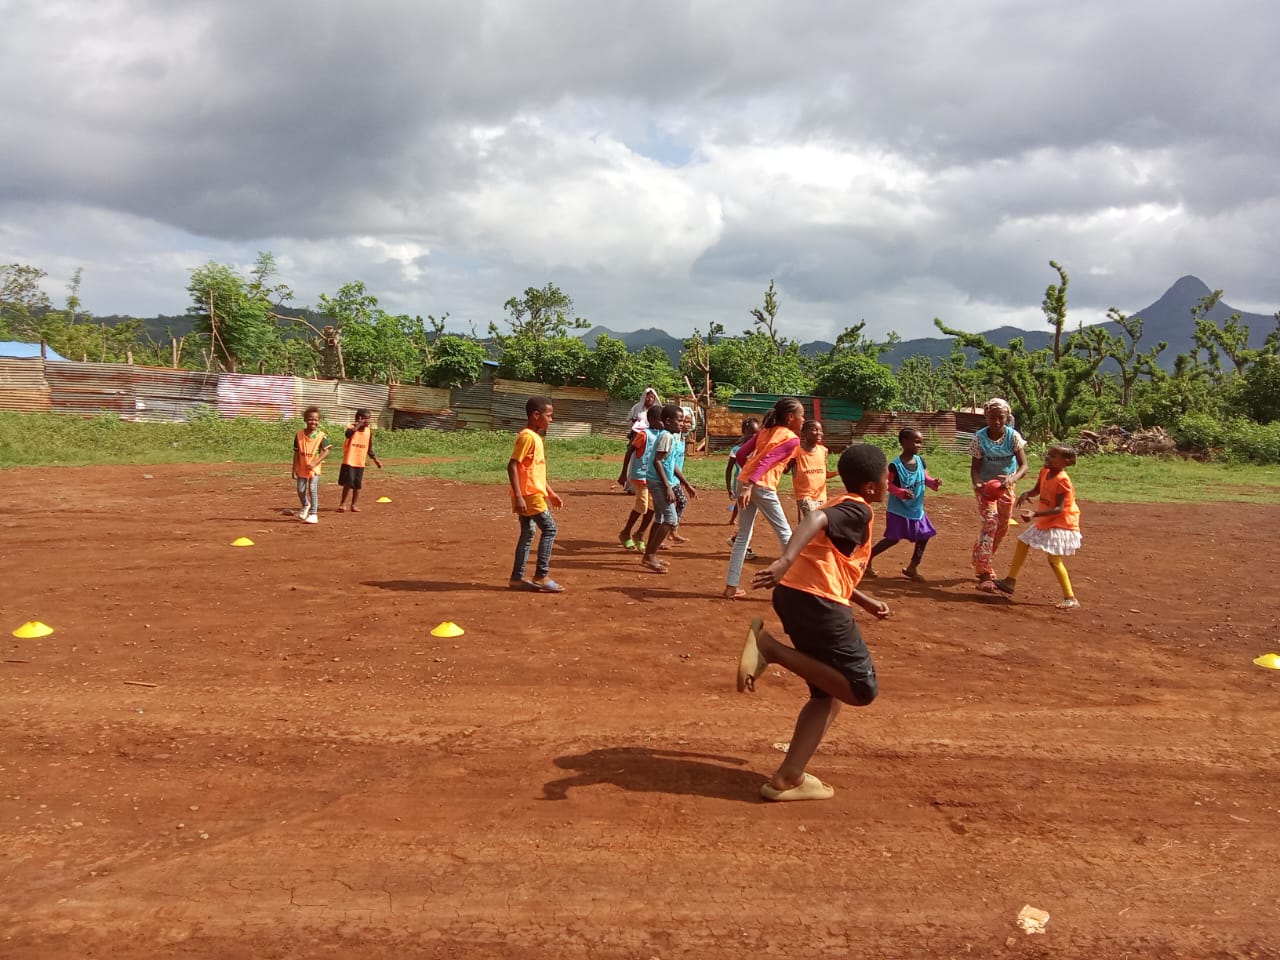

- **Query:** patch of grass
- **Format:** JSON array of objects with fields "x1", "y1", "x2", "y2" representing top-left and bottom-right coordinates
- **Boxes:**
[{"x1": 2, "y1": 413, "x2": 1278, "y2": 504}]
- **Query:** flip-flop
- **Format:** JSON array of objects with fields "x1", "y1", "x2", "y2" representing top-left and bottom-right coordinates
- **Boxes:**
[
  {"x1": 1056, "y1": 598, "x2": 1081, "y2": 610},
  {"x1": 722, "y1": 587, "x2": 748, "y2": 600},
  {"x1": 530, "y1": 579, "x2": 565, "y2": 593},
  {"x1": 760, "y1": 772, "x2": 835, "y2": 802},
  {"x1": 738, "y1": 617, "x2": 768, "y2": 693},
  {"x1": 901, "y1": 568, "x2": 925, "y2": 582},
  {"x1": 618, "y1": 533, "x2": 636, "y2": 550},
  {"x1": 640, "y1": 559, "x2": 668, "y2": 574},
  {"x1": 508, "y1": 578, "x2": 538, "y2": 591}
]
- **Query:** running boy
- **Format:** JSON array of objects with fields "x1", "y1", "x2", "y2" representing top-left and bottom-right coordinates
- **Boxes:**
[
  {"x1": 737, "y1": 443, "x2": 890, "y2": 801},
  {"x1": 292, "y1": 406, "x2": 331, "y2": 524},
  {"x1": 508, "y1": 396, "x2": 565, "y2": 593},
  {"x1": 791, "y1": 420, "x2": 839, "y2": 521},
  {"x1": 618, "y1": 405, "x2": 662, "y2": 551},
  {"x1": 667, "y1": 408, "x2": 698, "y2": 544},
  {"x1": 337, "y1": 408, "x2": 384, "y2": 512}
]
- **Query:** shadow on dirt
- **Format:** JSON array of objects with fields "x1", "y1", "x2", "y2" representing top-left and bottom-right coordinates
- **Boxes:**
[
  {"x1": 363, "y1": 579, "x2": 515, "y2": 593},
  {"x1": 543, "y1": 746, "x2": 762, "y2": 803}
]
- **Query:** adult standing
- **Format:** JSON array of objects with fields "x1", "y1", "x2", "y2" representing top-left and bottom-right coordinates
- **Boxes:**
[
  {"x1": 970, "y1": 397, "x2": 1028, "y2": 592},
  {"x1": 618, "y1": 387, "x2": 662, "y2": 492}
]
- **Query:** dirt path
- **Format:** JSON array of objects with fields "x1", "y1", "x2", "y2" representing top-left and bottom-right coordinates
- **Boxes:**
[{"x1": 2, "y1": 465, "x2": 1278, "y2": 959}]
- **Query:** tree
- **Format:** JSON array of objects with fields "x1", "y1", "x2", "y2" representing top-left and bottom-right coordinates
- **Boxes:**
[
  {"x1": 1073, "y1": 308, "x2": 1167, "y2": 407},
  {"x1": 894, "y1": 355, "x2": 951, "y2": 411},
  {"x1": 1188, "y1": 291, "x2": 1266, "y2": 380},
  {"x1": 811, "y1": 350, "x2": 898, "y2": 409},
  {"x1": 491, "y1": 283, "x2": 588, "y2": 344},
  {"x1": 0, "y1": 263, "x2": 52, "y2": 339},
  {"x1": 1239, "y1": 353, "x2": 1280, "y2": 423},
  {"x1": 186, "y1": 261, "x2": 280, "y2": 372},
  {"x1": 749, "y1": 279, "x2": 784, "y2": 356}
]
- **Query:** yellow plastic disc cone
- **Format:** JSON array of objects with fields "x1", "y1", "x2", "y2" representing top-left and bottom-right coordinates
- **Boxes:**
[
  {"x1": 13, "y1": 621, "x2": 54, "y2": 639},
  {"x1": 230, "y1": 537, "x2": 255, "y2": 547},
  {"x1": 1008, "y1": 517, "x2": 1020, "y2": 526},
  {"x1": 430, "y1": 621, "x2": 465, "y2": 638},
  {"x1": 376, "y1": 496, "x2": 392, "y2": 503},
  {"x1": 1253, "y1": 653, "x2": 1280, "y2": 670}
]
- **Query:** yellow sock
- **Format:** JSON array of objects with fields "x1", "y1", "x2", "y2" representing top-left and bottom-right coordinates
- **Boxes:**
[
  {"x1": 1048, "y1": 555, "x2": 1073, "y2": 598},
  {"x1": 1006, "y1": 541, "x2": 1030, "y2": 580}
]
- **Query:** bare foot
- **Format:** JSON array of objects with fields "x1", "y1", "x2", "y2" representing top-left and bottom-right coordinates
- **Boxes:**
[
  {"x1": 901, "y1": 566, "x2": 925, "y2": 582},
  {"x1": 350, "y1": 506, "x2": 361, "y2": 513},
  {"x1": 722, "y1": 586, "x2": 747, "y2": 600},
  {"x1": 670, "y1": 533, "x2": 689, "y2": 544},
  {"x1": 337, "y1": 504, "x2": 347, "y2": 513}
]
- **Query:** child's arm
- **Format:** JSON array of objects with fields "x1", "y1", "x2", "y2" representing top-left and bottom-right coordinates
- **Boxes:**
[
  {"x1": 1015, "y1": 478, "x2": 1042, "y2": 506},
  {"x1": 313, "y1": 439, "x2": 332, "y2": 469},
  {"x1": 507, "y1": 459, "x2": 527, "y2": 514},
  {"x1": 851, "y1": 588, "x2": 891, "y2": 620},
  {"x1": 1023, "y1": 491, "x2": 1066, "y2": 520},
  {"x1": 547, "y1": 483, "x2": 564, "y2": 509},
  {"x1": 970, "y1": 455, "x2": 984, "y2": 494},
  {"x1": 924, "y1": 471, "x2": 941, "y2": 491},
  {"x1": 724, "y1": 456, "x2": 736, "y2": 496},
  {"x1": 673, "y1": 465, "x2": 697, "y2": 498},
  {"x1": 369, "y1": 435, "x2": 383, "y2": 469},
  {"x1": 750, "y1": 508, "x2": 830, "y2": 589},
  {"x1": 1006, "y1": 445, "x2": 1029, "y2": 486},
  {"x1": 618, "y1": 442, "x2": 635, "y2": 487},
  {"x1": 886, "y1": 461, "x2": 911, "y2": 500}
]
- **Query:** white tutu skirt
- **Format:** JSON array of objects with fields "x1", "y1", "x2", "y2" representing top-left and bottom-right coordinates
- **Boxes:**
[{"x1": 1018, "y1": 525, "x2": 1081, "y2": 556}]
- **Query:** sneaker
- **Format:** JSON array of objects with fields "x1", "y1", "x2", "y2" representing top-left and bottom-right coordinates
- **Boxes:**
[
  {"x1": 297, "y1": 509, "x2": 309, "y2": 520},
  {"x1": 745, "y1": 549, "x2": 757, "y2": 561},
  {"x1": 304, "y1": 514, "x2": 319, "y2": 524}
]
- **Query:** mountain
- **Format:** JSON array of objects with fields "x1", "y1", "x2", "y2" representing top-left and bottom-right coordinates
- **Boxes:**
[{"x1": 880, "y1": 276, "x2": 1276, "y2": 372}]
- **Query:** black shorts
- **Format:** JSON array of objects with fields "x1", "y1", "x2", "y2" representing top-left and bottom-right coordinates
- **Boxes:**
[
  {"x1": 338, "y1": 464, "x2": 365, "y2": 489},
  {"x1": 772, "y1": 584, "x2": 878, "y2": 704}
]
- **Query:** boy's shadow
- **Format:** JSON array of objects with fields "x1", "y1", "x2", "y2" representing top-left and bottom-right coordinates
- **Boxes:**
[
  {"x1": 872, "y1": 578, "x2": 1007, "y2": 606},
  {"x1": 543, "y1": 746, "x2": 761, "y2": 803}
]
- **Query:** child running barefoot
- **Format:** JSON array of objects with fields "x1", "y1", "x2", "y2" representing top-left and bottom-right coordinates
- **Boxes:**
[
  {"x1": 508, "y1": 396, "x2": 565, "y2": 593},
  {"x1": 337, "y1": 408, "x2": 383, "y2": 512},
  {"x1": 725, "y1": 418, "x2": 759, "y2": 556},
  {"x1": 722, "y1": 398, "x2": 806, "y2": 600},
  {"x1": 617, "y1": 406, "x2": 662, "y2": 552},
  {"x1": 995, "y1": 444, "x2": 1082, "y2": 609},
  {"x1": 292, "y1": 406, "x2": 331, "y2": 524},
  {"x1": 667, "y1": 409, "x2": 698, "y2": 544},
  {"x1": 867, "y1": 427, "x2": 941, "y2": 580},
  {"x1": 790, "y1": 420, "x2": 840, "y2": 523},
  {"x1": 736, "y1": 444, "x2": 890, "y2": 802}
]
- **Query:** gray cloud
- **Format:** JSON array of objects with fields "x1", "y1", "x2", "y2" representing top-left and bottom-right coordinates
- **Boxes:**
[{"x1": 2, "y1": 0, "x2": 1277, "y2": 342}]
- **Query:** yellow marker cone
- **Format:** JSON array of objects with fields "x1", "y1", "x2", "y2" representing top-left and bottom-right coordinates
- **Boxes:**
[
  {"x1": 1253, "y1": 653, "x2": 1280, "y2": 670},
  {"x1": 230, "y1": 537, "x2": 255, "y2": 547},
  {"x1": 430, "y1": 621, "x2": 465, "y2": 638},
  {"x1": 13, "y1": 621, "x2": 54, "y2": 639},
  {"x1": 376, "y1": 496, "x2": 392, "y2": 503}
]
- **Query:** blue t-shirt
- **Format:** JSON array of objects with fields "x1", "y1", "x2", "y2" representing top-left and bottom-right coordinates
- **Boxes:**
[
  {"x1": 672, "y1": 434, "x2": 687, "y2": 474},
  {"x1": 887, "y1": 455, "x2": 927, "y2": 521}
]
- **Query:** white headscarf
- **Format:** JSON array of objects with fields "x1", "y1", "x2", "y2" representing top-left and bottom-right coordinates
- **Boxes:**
[{"x1": 628, "y1": 387, "x2": 661, "y2": 422}]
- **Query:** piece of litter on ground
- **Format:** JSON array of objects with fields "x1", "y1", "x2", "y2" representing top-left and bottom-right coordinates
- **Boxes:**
[
  {"x1": 143, "y1": 474, "x2": 154, "y2": 479},
  {"x1": 1016, "y1": 904, "x2": 1050, "y2": 935},
  {"x1": 772, "y1": 741, "x2": 790, "y2": 753},
  {"x1": 123, "y1": 680, "x2": 158, "y2": 688}
]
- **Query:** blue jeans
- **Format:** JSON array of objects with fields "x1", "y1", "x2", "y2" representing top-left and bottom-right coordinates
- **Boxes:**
[
  {"x1": 296, "y1": 476, "x2": 319, "y2": 514},
  {"x1": 512, "y1": 509, "x2": 557, "y2": 581},
  {"x1": 726, "y1": 486, "x2": 791, "y2": 587}
]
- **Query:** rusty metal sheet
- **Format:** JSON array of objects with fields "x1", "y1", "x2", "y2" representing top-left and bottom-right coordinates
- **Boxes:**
[
  {"x1": 0, "y1": 387, "x2": 53, "y2": 413},
  {"x1": 491, "y1": 391, "x2": 532, "y2": 433},
  {"x1": 336, "y1": 380, "x2": 390, "y2": 415},
  {"x1": 549, "y1": 384, "x2": 608, "y2": 403},
  {"x1": 392, "y1": 409, "x2": 461, "y2": 431},
  {"x1": 491, "y1": 377, "x2": 546, "y2": 396},
  {"x1": 45, "y1": 361, "x2": 135, "y2": 417},
  {"x1": 546, "y1": 421, "x2": 592, "y2": 440},
  {"x1": 0, "y1": 358, "x2": 49, "y2": 390},
  {"x1": 388, "y1": 384, "x2": 452, "y2": 414},
  {"x1": 217, "y1": 372, "x2": 296, "y2": 421}
]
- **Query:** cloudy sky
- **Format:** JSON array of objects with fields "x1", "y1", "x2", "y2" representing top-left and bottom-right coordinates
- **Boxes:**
[{"x1": 2, "y1": 0, "x2": 1277, "y2": 343}]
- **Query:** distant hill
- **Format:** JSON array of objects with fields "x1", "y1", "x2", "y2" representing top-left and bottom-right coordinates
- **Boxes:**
[{"x1": 880, "y1": 276, "x2": 1276, "y2": 372}]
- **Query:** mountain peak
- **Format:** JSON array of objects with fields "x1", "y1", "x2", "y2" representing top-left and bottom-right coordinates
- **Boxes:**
[{"x1": 1159, "y1": 275, "x2": 1213, "y2": 303}]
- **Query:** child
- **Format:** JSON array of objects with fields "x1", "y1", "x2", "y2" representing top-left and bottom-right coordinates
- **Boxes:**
[
  {"x1": 508, "y1": 396, "x2": 565, "y2": 593},
  {"x1": 618, "y1": 405, "x2": 662, "y2": 551},
  {"x1": 640, "y1": 404, "x2": 683, "y2": 573},
  {"x1": 790, "y1": 420, "x2": 840, "y2": 522},
  {"x1": 667, "y1": 409, "x2": 698, "y2": 544},
  {"x1": 337, "y1": 408, "x2": 384, "y2": 512},
  {"x1": 725, "y1": 418, "x2": 759, "y2": 556},
  {"x1": 722, "y1": 398, "x2": 806, "y2": 600},
  {"x1": 867, "y1": 427, "x2": 941, "y2": 580},
  {"x1": 969, "y1": 397, "x2": 1028, "y2": 592},
  {"x1": 995, "y1": 444, "x2": 1082, "y2": 609},
  {"x1": 736, "y1": 444, "x2": 890, "y2": 802},
  {"x1": 292, "y1": 406, "x2": 331, "y2": 524}
]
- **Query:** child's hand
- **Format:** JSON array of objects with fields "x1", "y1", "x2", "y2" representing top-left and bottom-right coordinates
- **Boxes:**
[
  {"x1": 926, "y1": 477, "x2": 942, "y2": 491},
  {"x1": 869, "y1": 600, "x2": 891, "y2": 620},
  {"x1": 894, "y1": 487, "x2": 912, "y2": 500},
  {"x1": 685, "y1": 483, "x2": 698, "y2": 499},
  {"x1": 751, "y1": 561, "x2": 786, "y2": 590},
  {"x1": 513, "y1": 495, "x2": 527, "y2": 515},
  {"x1": 549, "y1": 492, "x2": 564, "y2": 509}
]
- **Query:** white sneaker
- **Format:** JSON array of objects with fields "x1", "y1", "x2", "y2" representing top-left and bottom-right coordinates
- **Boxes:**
[
  {"x1": 297, "y1": 509, "x2": 309, "y2": 520},
  {"x1": 304, "y1": 514, "x2": 318, "y2": 524}
]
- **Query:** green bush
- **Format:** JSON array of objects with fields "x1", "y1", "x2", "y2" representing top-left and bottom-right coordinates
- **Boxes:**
[{"x1": 1173, "y1": 413, "x2": 1280, "y2": 464}]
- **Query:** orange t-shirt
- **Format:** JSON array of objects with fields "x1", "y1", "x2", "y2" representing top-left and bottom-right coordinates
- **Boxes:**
[
  {"x1": 1034, "y1": 468, "x2": 1080, "y2": 531},
  {"x1": 792, "y1": 443, "x2": 830, "y2": 501},
  {"x1": 342, "y1": 425, "x2": 372, "y2": 468},
  {"x1": 779, "y1": 493, "x2": 875, "y2": 605},
  {"x1": 741, "y1": 426, "x2": 800, "y2": 491},
  {"x1": 293, "y1": 429, "x2": 328, "y2": 479},
  {"x1": 510, "y1": 427, "x2": 548, "y2": 515}
]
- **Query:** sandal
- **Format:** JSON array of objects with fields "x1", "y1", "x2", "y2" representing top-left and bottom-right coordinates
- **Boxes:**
[
  {"x1": 1056, "y1": 597, "x2": 1081, "y2": 610},
  {"x1": 722, "y1": 587, "x2": 748, "y2": 600},
  {"x1": 530, "y1": 578, "x2": 565, "y2": 593},
  {"x1": 640, "y1": 558, "x2": 667, "y2": 574},
  {"x1": 976, "y1": 577, "x2": 998, "y2": 594},
  {"x1": 901, "y1": 568, "x2": 925, "y2": 582}
]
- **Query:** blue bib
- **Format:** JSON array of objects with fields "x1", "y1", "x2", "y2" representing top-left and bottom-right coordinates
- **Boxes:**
[{"x1": 887, "y1": 455, "x2": 926, "y2": 520}]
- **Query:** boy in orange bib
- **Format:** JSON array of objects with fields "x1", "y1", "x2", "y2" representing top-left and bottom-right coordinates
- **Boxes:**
[
  {"x1": 337, "y1": 408, "x2": 384, "y2": 512},
  {"x1": 737, "y1": 444, "x2": 890, "y2": 802}
]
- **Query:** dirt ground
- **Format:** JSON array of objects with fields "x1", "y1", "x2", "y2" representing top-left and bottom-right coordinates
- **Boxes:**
[{"x1": 2, "y1": 462, "x2": 1278, "y2": 960}]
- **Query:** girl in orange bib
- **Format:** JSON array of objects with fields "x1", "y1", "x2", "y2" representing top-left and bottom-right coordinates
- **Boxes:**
[{"x1": 995, "y1": 444, "x2": 1082, "y2": 609}]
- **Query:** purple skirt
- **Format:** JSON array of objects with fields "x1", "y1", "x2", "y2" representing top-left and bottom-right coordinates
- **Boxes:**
[{"x1": 882, "y1": 511, "x2": 937, "y2": 543}]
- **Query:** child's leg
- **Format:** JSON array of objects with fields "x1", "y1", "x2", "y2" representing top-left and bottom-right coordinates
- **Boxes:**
[
  {"x1": 338, "y1": 484, "x2": 349, "y2": 510},
  {"x1": 619, "y1": 509, "x2": 640, "y2": 542},
  {"x1": 531, "y1": 510, "x2": 558, "y2": 584},
  {"x1": 634, "y1": 509, "x2": 654, "y2": 545},
  {"x1": 308, "y1": 476, "x2": 320, "y2": 514},
  {"x1": 1047, "y1": 554, "x2": 1077, "y2": 607},
  {"x1": 994, "y1": 541, "x2": 1030, "y2": 594},
  {"x1": 723, "y1": 498, "x2": 761, "y2": 596},
  {"x1": 869, "y1": 537, "x2": 900, "y2": 560},
  {"x1": 296, "y1": 479, "x2": 308, "y2": 509},
  {"x1": 643, "y1": 522, "x2": 672, "y2": 565},
  {"x1": 906, "y1": 539, "x2": 928, "y2": 572},
  {"x1": 972, "y1": 495, "x2": 998, "y2": 577},
  {"x1": 754, "y1": 487, "x2": 792, "y2": 550},
  {"x1": 991, "y1": 493, "x2": 1014, "y2": 555},
  {"x1": 753, "y1": 625, "x2": 870, "y2": 704},
  {"x1": 349, "y1": 487, "x2": 360, "y2": 511},
  {"x1": 511, "y1": 514, "x2": 536, "y2": 582},
  {"x1": 772, "y1": 696, "x2": 842, "y2": 791}
]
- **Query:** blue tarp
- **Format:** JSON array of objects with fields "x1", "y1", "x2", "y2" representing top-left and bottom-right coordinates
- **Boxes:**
[{"x1": 0, "y1": 341, "x2": 67, "y2": 360}]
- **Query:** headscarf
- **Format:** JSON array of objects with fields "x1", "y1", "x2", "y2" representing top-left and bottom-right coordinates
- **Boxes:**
[
  {"x1": 628, "y1": 387, "x2": 661, "y2": 424},
  {"x1": 983, "y1": 397, "x2": 1012, "y2": 417}
]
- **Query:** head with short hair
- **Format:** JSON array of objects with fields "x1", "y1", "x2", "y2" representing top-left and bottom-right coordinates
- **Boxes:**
[
  {"x1": 659, "y1": 403, "x2": 681, "y2": 430},
  {"x1": 303, "y1": 405, "x2": 321, "y2": 419},
  {"x1": 525, "y1": 395, "x2": 552, "y2": 417},
  {"x1": 898, "y1": 426, "x2": 922, "y2": 444},
  {"x1": 1047, "y1": 443, "x2": 1077, "y2": 467},
  {"x1": 646, "y1": 405, "x2": 663, "y2": 427},
  {"x1": 837, "y1": 443, "x2": 889, "y2": 502},
  {"x1": 741, "y1": 417, "x2": 759, "y2": 438}
]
